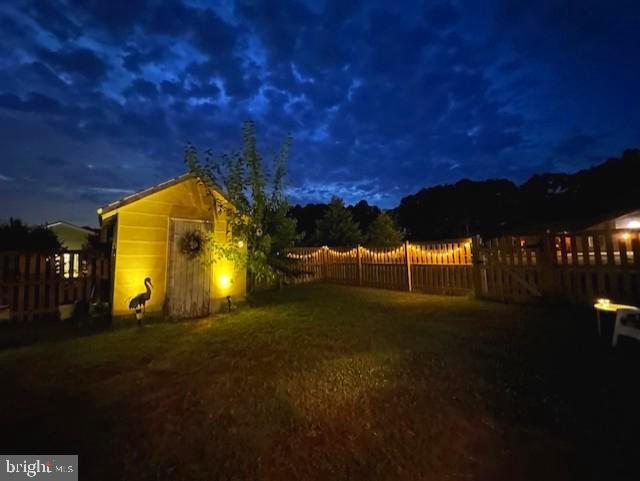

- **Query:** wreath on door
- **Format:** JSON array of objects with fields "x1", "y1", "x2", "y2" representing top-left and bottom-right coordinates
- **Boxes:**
[{"x1": 179, "y1": 230, "x2": 204, "y2": 258}]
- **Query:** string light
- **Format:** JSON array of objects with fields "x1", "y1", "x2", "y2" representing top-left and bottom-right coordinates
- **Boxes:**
[{"x1": 286, "y1": 240, "x2": 473, "y2": 264}]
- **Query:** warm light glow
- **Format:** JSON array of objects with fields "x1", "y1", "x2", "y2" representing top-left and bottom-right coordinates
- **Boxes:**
[
  {"x1": 218, "y1": 274, "x2": 231, "y2": 289},
  {"x1": 62, "y1": 253, "x2": 80, "y2": 279},
  {"x1": 237, "y1": 240, "x2": 244, "y2": 248},
  {"x1": 286, "y1": 241, "x2": 473, "y2": 262},
  {"x1": 627, "y1": 220, "x2": 640, "y2": 229},
  {"x1": 621, "y1": 232, "x2": 631, "y2": 241},
  {"x1": 596, "y1": 298, "x2": 610, "y2": 306}
]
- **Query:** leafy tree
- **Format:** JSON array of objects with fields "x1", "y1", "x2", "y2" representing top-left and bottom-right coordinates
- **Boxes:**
[
  {"x1": 314, "y1": 196, "x2": 363, "y2": 246},
  {"x1": 288, "y1": 203, "x2": 328, "y2": 245},
  {"x1": 348, "y1": 200, "x2": 381, "y2": 234},
  {"x1": 0, "y1": 218, "x2": 61, "y2": 252},
  {"x1": 366, "y1": 212, "x2": 403, "y2": 246},
  {"x1": 184, "y1": 120, "x2": 299, "y2": 283},
  {"x1": 393, "y1": 148, "x2": 640, "y2": 238}
]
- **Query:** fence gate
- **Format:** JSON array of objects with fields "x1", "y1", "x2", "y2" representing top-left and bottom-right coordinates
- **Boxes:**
[{"x1": 473, "y1": 235, "x2": 546, "y2": 303}]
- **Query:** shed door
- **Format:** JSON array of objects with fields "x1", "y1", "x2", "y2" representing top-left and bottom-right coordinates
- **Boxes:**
[{"x1": 167, "y1": 219, "x2": 212, "y2": 318}]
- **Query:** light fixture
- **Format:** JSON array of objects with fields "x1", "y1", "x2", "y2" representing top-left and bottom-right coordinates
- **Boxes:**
[
  {"x1": 626, "y1": 220, "x2": 640, "y2": 229},
  {"x1": 596, "y1": 298, "x2": 610, "y2": 307},
  {"x1": 237, "y1": 240, "x2": 244, "y2": 248},
  {"x1": 218, "y1": 274, "x2": 231, "y2": 289},
  {"x1": 621, "y1": 232, "x2": 631, "y2": 241}
]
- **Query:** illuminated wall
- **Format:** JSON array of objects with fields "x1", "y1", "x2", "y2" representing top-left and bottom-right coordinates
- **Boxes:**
[{"x1": 100, "y1": 178, "x2": 246, "y2": 318}]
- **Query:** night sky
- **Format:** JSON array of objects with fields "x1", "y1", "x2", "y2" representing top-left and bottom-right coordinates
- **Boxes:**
[{"x1": 1, "y1": 1, "x2": 639, "y2": 226}]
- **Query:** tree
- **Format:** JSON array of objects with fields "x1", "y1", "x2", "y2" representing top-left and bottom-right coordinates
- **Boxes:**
[
  {"x1": 288, "y1": 203, "x2": 328, "y2": 245},
  {"x1": 348, "y1": 200, "x2": 381, "y2": 234},
  {"x1": 366, "y1": 212, "x2": 403, "y2": 246},
  {"x1": 314, "y1": 196, "x2": 363, "y2": 246},
  {"x1": 0, "y1": 218, "x2": 61, "y2": 252},
  {"x1": 184, "y1": 120, "x2": 299, "y2": 283}
]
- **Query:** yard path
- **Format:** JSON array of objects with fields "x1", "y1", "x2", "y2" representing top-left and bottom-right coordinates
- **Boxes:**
[{"x1": 1, "y1": 284, "x2": 638, "y2": 480}]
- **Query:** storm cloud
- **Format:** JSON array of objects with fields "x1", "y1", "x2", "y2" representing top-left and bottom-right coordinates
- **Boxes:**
[{"x1": 1, "y1": 0, "x2": 639, "y2": 225}]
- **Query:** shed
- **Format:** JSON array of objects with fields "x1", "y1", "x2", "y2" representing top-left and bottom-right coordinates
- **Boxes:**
[{"x1": 97, "y1": 173, "x2": 246, "y2": 320}]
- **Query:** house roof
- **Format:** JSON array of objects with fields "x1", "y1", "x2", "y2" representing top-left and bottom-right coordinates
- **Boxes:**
[
  {"x1": 46, "y1": 221, "x2": 97, "y2": 233},
  {"x1": 97, "y1": 173, "x2": 230, "y2": 218}
]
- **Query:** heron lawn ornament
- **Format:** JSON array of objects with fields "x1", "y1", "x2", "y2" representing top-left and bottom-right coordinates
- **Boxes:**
[{"x1": 129, "y1": 277, "x2": 153, "y2": 325}]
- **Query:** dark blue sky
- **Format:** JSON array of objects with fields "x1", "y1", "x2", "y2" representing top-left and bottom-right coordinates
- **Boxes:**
[{"x1": 1, "y1": 0, "x2": 639, "y2": 226}]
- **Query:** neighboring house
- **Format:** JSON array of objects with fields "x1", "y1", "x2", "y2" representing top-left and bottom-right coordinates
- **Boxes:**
[
  {"x1": 97, "y1": 173, "x2": 246, "y2": 320},
  {"x1": 47, "y1": 221, "x2": 97, "y2": 279},
  {"x1": 582, "y1": 209, "x2": 640, "y2": 231},
  {"x1": 46, "y1": 221, "x2": 95, "y2": 250}
]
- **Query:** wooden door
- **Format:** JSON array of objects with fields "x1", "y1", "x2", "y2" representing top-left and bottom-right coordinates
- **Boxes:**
[{"x1": 167, "y1": 219, "x2": 212, "y2": 318}]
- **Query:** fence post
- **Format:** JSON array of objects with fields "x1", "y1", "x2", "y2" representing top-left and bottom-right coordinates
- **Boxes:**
[
  {"x1": 357, "y1": 245, "x2": 362, "y2": 286},
  {"x1": 538, "y1": 233, "x2": 556, "y2": 300},
  {"x1": 471, "y1": 235, "x2": 484, "y2": 299},
  {"x1": 322, "y1": 246, "x2": 328, "y2": 281},
  {"x1": 404, "y1": 241, "x2": 412, "y2": 292}
]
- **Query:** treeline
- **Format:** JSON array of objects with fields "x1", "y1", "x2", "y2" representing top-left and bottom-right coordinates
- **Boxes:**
[
  {"x1": 289, "y1": 197, "x2": 402, "y2": 247},
  {"x1": 289, "y1": 149, "x2": 640, "y2": 244}
]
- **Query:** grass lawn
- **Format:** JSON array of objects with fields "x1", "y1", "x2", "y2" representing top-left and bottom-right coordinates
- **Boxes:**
[{"x1": 1, "y1": 284, "x2": 639, "y2": 480}]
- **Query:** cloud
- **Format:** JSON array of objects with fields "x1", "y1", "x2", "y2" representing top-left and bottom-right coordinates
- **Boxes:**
[
  {"x1": 0, "y1": 0, "x2": 639, "y2": 225},
  {"x1": 123, "y1": 78, "x2": 159, "y2": 99},
  {"x1": 0, "y1": 92, "x2": 62, "y2": 113},
  {"x1": 37, "y1": 46, "x2": 108, "y2": 82}
]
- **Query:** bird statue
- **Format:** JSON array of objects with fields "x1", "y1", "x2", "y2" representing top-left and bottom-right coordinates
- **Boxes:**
[{"x1": 129, "y1": 277, "x2": 153, "y2": 325}]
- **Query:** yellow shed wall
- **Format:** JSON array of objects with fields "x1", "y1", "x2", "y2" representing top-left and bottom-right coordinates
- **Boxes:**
[{"x1": 110, "y1": 178, "x2": 246, "y2": 318}]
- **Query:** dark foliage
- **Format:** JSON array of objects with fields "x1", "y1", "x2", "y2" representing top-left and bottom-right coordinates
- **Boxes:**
[
  {"x1": 366, "y1": 212, "x2": 403, "y2": 246},
  {"x1": 288, "y1": 200, "x2": 382, "y2": 246},
  {"x1": 396, "y1": 179, "x2": 519, "y2": 240},
  {"x1": 314, "y1": 197, "x2": 363, "y2": 246},
  {"x1": 395, "y1": 149, "x2": 640, "y2": 239},
  {"x1": 0, "y1": 218, "x2": 61, "y2": 252},
  {"x1": 288, "y1": 203, "x2": 328, "y2": 245},
  {"x1": 348, "y1": 200, "x2": 381, "y2": 234},
  {"x1": 517, "y1": 149, "x2": 640, "y2": 231},
  {"x1": 289, "y1": 149, "x2": 640, "y2": 243}
]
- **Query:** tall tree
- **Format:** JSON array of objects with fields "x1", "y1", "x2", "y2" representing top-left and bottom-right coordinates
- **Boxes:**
[
  {"x1": 366, "y1": 212, "x2": 403, "y2": 246},
  {"x1": 184, "y1": 120, "x2": 299, "y2": 283},
  {"x1": 348, "y1": 200, "x2": 381, "y2": 234},
  {"x1": 288, "y1": 203, "x2": 329, "y2": 245},
  {"x1": 314, "y1": 196, "x2": 363, "y2": 246}
]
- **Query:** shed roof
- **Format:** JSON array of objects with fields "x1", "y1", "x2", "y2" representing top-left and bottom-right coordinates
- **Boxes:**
[{"x1": 97, "y1": 173, "x2": 227, "y2": 217}]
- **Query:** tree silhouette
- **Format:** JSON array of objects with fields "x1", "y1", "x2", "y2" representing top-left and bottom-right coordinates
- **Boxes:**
[{"x1": 314, "y1": 197, "x2": 363, "y2": 246}]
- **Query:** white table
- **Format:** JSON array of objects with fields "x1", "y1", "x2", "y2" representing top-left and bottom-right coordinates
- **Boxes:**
[{"x1": 594, "y1": 302, "x2": 638, "y2": 337}]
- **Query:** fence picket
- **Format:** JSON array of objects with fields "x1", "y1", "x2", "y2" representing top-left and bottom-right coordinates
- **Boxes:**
[{"x1": 0, "y1": 251, "x2": 110, "y2": 322}]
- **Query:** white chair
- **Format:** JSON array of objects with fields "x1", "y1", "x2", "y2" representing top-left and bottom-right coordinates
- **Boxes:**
[{"x1": 612, "y1": 307, "x2": 640, "y2": 347}]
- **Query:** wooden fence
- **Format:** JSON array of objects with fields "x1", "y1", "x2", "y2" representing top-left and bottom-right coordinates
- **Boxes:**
[
  {"x1": 3, "y1": 230, "x2": 638, "y2": 322},
  {"x1": 552, "y1": 230, "x2": 640, "y2": 305},
  {"x1": 287, "y1": 239, "x2": 474, "y2": 295},
  {"x1": 289, "y1": 230, "x2": 640, "y2": 306},
  {"x1": 0, "y1": 251, "x2": 111, "y2": 322}
]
